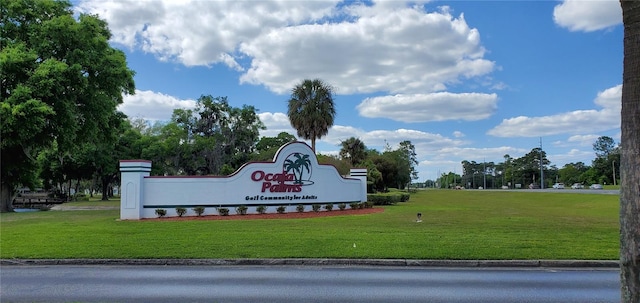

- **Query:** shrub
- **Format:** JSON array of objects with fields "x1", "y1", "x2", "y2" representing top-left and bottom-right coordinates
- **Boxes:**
[
  {"x1": 155, "y1": 209, "x2": 167, "y2": 218},
  {"x1": 365, "y1": 201, "x2": 374, "y2": 208},
  {"x1": 367, "y1": 194, "x2": 402, "y2": 205},
  {"x1": 175, "y1": 207, "x2": 187, "y2": 217},
  {"x1": 296, "y1": 204, "x2": 305, "y2": 213},
  {"x1": 192, "y1": 207, "x2": 205, "y2": 216},
  {"x1": 236, "y1": 205, "x2": 248, "y2": 215},
  {"x1": 349, "y1": 202, "x2": 359, "y2": 210},
  {"x1": 312, "y1": 204, "x2": 321, "y2": 212},
  {"x1": 324, "y1": 204, "x2": 333, "y2": 211},
  {"x1": 276, "y1": 205, "x2": 286, "y2": 214},
  {"x1": 256, "y1": 205, "x2": 267, "y2": 214},
  {"x1": 217, "y1": 207, "x2": 230, "y2": 216},
  {"x1": 74, "y1": 193, "x2": 89, "y2": 201},
  {"x1": 400, "y1": 193, "x2": 411, "y2": 202},
  {"x1": 338, "y1": 203, "x2": 346, "y2": 211}
]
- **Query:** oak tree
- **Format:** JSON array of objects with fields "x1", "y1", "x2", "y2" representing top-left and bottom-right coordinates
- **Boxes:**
[{"x1": 0, "y1": 0, "x2": 135, "y2": 211}]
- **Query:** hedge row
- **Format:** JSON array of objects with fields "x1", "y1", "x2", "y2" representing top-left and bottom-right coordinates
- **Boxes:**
[{"x1": 366, "y1": 193, "x2": 411, "y2": 205}]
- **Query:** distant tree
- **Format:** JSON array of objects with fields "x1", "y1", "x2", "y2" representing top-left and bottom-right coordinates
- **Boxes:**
[
  {"x1": 373, "y1": 152, "x2": 403, "y2": 190},
  {"x1": 93, "y1": 112, "x2": 139, "y2": 200},
  {"x1": 558, "y1": 162, "x2": 589, "y2": 185},
  {"x1": 316, "y1": 154, "x2": 350, "y2": 176},
  {"x1": 129, "y1": 117, "x2": 152, "y2": 135},
  {"x1": 579, "y1": 167, "x2": 600, "y2": 185},
  {"x1": 593, "y1": 136, "x2": 617, "y2": 158},
  {"x1": 254, "y1": 132, "x2": 297, "y2": 161},
  {"x1": 439, "y1": 172, "x2": 461, "y2": 189},
  {"x1": 503, "y1": 154, "x2": 515, "y2": 188},
  {"x1": 361, "y1": 159, "x2": 383, "y2": 193},
  {"x1": 38, "y1": 140, "x2": 96, "y2": 200},
  {"x1": 162, "y1": 96, "x2": 264, "y2": 175},
  {"x1": 339, "y1": 137, "x2": 367, "y2": 166},
  {"x1": 619, "y1": 1, "x2": 640, "y2": 301},
  {"x1": 287, "y1": 79, "x2": 336, "y2": 152},
  {"x1": 0, "y1": 0, "x2": 135, "y2": 211},
  {"x1": 399, "y1": 140, "x2": 419, "y2": 186},
  {"x1": 462, "y1": 160, "x2": 496, "y2": 189},
  {"x1": 512, "y1": 148, "x2": 550, "y2": 187},
  {"x1": 592, "y1": 136, "x2": 621, "y2": 185}
]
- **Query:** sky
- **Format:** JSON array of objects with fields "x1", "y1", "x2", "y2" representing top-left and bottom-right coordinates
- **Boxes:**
[{"x1": 74, "y1": 0, "x2": 623, "y2": 181}]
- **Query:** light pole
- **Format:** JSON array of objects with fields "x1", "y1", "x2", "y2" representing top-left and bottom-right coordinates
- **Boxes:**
[
  {"x1": 539, "y1": 137, "x2": 544, "y2": 189},
  {"x1": 612, "y1": 160, "x2": 616, "y2": 186},
  {"x1": 483, "y1": 159, "x2": 486, "y2": 189}
]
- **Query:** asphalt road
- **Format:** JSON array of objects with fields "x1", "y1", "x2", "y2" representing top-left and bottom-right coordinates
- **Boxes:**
[{"x1": 0, "y1": 265, "x2": 620, "y2": 303}]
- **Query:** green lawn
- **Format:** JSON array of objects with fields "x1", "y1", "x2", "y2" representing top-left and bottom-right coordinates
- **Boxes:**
[{"x1": 0, "y1": 190, "x2": 619, "y2": 260}]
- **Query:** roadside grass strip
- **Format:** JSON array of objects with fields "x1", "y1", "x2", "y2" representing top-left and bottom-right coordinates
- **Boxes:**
[{"x1": 0, "y1": 190, "x2": 619, "y2": 260}]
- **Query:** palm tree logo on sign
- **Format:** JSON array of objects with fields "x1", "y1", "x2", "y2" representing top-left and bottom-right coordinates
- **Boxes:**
[{"x1": 283, "y1": 152, "x2": 314, "y2": 186}]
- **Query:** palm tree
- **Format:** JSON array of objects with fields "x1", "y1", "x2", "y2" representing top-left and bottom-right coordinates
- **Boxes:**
[
  {"x1": 620, "y1": 1, "x2": 640, "y2": 302},
  {"x1": 339, "y1": 137, "x2": 367, "y2": 166},
  {"x1": 287, "y1": 79, "x2": 336, "y2": 152}
]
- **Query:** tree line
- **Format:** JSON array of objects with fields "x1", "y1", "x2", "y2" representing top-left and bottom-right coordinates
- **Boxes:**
[
  {"x1": 10, "y1": 93, "x2": 419, "y2": 203},
  {"x1": 431, "y1": 136, "x2": 620, "y2": 189}
]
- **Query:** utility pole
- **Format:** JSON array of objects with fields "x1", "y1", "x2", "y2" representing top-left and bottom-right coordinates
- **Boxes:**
[
  {"x1": 539, "y1": 137, "x2": 544, "y2": 189},
  {"x1": 483, "y1": 158, "x2": 487, "y2": 189},
  {"x1": 613, "y1": 161, "x2": 616, "y2": 186}
]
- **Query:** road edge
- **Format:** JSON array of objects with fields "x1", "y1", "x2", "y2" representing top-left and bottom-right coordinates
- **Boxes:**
[{"x1": 0, "y1": 258, "x2": 620, "y2": 268}]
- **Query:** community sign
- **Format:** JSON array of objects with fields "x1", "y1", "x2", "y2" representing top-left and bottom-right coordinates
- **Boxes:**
[{"x1": 119, "y1": 141, "x2": 367, "y2": 219}]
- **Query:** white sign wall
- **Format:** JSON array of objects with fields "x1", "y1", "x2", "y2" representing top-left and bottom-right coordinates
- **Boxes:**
[{"x1": 120, "y1": 142, "x2": 367, "y2": 220}]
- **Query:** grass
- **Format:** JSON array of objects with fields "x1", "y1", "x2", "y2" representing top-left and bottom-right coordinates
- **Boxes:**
[{"x1": 0, "y1": 190, "x2": 619, "y2": 260}]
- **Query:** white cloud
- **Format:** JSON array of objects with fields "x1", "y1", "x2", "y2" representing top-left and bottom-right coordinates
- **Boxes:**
[
  {"x1": 257, "y1": 112, "x2": 297, "y2": 138},
  {"x1": 486, "y1": 85, "x2": 621, "y2": 138},
  {"x1": 239, "y1": 5, "x2": 494, "y2": 94},
  {"x1": 360, "y1": 129, "x2": 466, "y2": 149},
  {"x1": 259, "y1": 115, "x2": 468, "y2": 159},
  {"x1": 357, "y1": 92, "x2": 498, "y2": 122},
  {"x1": 304, "y1": 125, "x2": 465, "y2": 151},
  {"x1": 594, "y1": 84, "x2": 622, "y2": 108},
  {"x1": 553, "y1": 0, "x2": 621, "y2": 32},
  {"x1": 547, "y1": 149, "x2": 595, "y2": 167},
  {"x1": 322, "y1": 125, "x2": 367, "y2": 144},
  {"x1": 564, "y1": 134, "x2": 602, "y2": 146},
  {"x1": 428, "y1": 146, "x2": 526, "y2": 162},
  {"x1": 118, "y1": 90, "x2": 196, "y2": 121},
  {"x1": 76, "y1": 0, "x2": 340, "y2": 67},
  {"x1": 78, "y1": 0, "x2": 495, "y2": 94}
]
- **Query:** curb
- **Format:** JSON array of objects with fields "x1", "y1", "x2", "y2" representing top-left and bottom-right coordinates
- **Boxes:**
[{"x1": 0, "y1": 258, "x2": 620, "y2": 268}]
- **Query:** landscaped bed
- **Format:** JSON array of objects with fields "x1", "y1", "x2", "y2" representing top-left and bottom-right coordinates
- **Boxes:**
[{"x1": 144, "y1": 207, "x2": 384, "y2": 221}]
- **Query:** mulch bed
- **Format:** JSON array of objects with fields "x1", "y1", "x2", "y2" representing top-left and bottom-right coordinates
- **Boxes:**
[{"x1": 143, "y1": 207, "x2": 384, "y2": 221}]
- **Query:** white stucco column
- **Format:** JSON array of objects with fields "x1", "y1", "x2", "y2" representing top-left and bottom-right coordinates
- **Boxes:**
[
  {"x1": 119, "y1": 160, "x2": 151, "y2": 220},
  {"x1": 349, "y1": 168, "x2": 368, "y2": 202}
]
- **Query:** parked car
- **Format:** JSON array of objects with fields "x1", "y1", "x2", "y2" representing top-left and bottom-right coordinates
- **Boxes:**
[
  {"x1": 589, "y1": 184, "x2": 604, "y2": 190},
  {"x1": 552, "y1": 183, "x2": 565, "y2": 189},
  {"x1": 571, "y1": 183, "x2": 584, "y2": 189}
]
